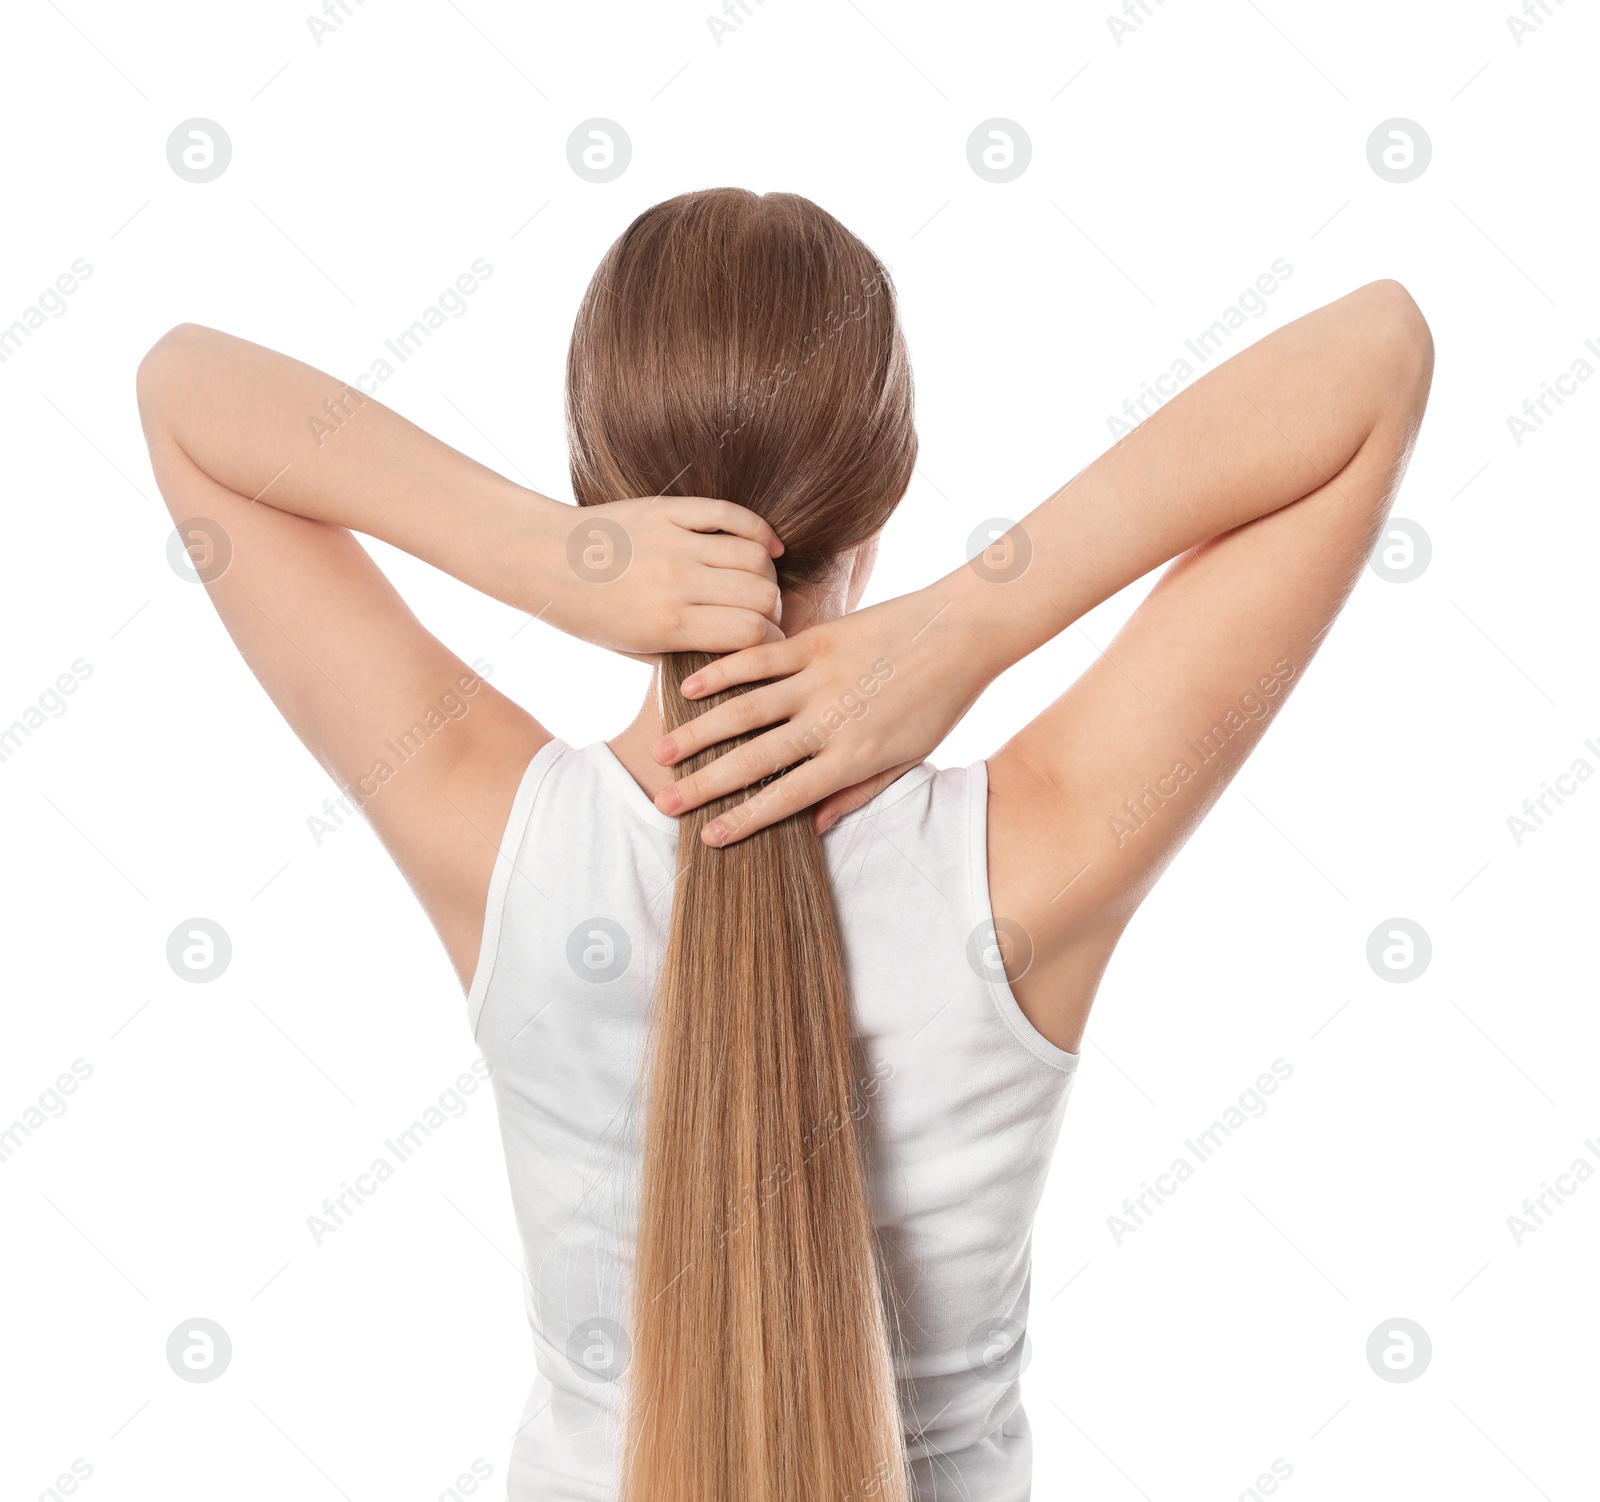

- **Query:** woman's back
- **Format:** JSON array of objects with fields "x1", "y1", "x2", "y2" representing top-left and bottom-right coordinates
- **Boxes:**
[{"x1": 472, "y1": 741, "x2": 1077, "y2": 1501}]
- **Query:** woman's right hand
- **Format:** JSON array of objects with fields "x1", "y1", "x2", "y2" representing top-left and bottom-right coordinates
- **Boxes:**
[{"x1": 648, "y1": 581, "x2": 1004, "y2": 844}]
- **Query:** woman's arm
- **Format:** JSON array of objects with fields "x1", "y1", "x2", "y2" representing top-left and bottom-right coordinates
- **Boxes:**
[
  {"x1": 651, "y1": 280, "x2": 1434, "y2": 1045},
  {"x1": 135, "y1": 324, "x2": 785, "y2": 985}
]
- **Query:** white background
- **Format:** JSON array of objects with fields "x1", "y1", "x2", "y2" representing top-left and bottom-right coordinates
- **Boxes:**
[{"x1": 2, "y1": 1, "x2": 1596, "y2": 1498}]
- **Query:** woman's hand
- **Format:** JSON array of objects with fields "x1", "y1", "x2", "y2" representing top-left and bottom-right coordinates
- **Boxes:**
[
  {"x1": 649, "y1": 583, "x2": 1002, "y2": 844},
  {"x1": 538, "y1": 495, "x2": 788, "y2": 658}
]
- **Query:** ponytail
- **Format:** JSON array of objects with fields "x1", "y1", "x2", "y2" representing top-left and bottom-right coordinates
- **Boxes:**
[
  {"x1": 564, "y1": 186, "x2": 920, "y2": 1497},
  {"x1": 617, "y1": 650, "x2": 910, "y2": 1502}
]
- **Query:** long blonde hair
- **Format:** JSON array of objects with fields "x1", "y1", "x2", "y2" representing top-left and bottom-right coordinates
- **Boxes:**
[{"x1": 566, "y1": 188, "x2": 918, "y2": 1502}]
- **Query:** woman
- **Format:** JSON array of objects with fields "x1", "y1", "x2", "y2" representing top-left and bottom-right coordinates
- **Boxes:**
[{"x1": 136, "y1": 189, "x2": 1432, "y2": 1501}]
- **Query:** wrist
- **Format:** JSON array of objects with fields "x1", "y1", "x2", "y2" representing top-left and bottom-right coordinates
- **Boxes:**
[
  {"x1": 914, "y1": 556, "x2": 1039, "y2": 693},
  {"x1": 473, "y1": 486, "x2": 575, "y2": 623}
]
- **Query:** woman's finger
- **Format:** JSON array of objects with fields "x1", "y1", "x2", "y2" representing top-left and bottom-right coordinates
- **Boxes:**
[
  {"x1": 678, "y1": 637, "x2": 808, "y2": 698},
  {"x1": 670, "y1": 496, "x2": 783, "y2": 557},
  {"x1": 700, "y1": 758, "x2": 839, "y2": 846},
  {"x1": 688, "y1": 563, "x2": 783, "y2": 622},
  {"x1": 667, "y1": 606, "x2": 785, "y2": 656},
  {"x1": 654, "y1": 722, "x2": 812, "y2": 816},
  {"x1": 693, "y1": 532, "x2": 778, "y2": 582},
  {"x1": 654, "y1": 681, "x2": 793, "y2": 766}
]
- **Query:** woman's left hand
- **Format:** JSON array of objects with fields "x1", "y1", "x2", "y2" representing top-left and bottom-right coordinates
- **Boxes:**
[{"x1": 648, "y1": 583, "x2": 999, "y2": 844}]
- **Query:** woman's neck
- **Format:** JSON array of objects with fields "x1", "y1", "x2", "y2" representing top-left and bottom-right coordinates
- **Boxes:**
[{"x1": 608, "y1": 676, "x2": 678, "y2": 802}]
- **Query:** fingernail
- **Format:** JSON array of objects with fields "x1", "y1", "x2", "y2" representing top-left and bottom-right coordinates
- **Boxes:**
[
  {"x1": 703, "y1": 820, "x2": 726, "y2": 846},
  {"x1": 655, "y1": 786, "x2": 682, "y2": 814},
  {"x1": 771, "y1": 539, "x2": 785, "y2": 557},
  {"x1": 652, "y1": 736, "x2": 676, "y2": 764},
  {"x1": 681, "y1": 676, "x2": 703, "y2": 697}
]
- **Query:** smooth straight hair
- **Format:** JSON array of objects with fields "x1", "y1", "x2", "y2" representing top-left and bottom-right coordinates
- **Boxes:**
[{"x1": 566, "y1": 187, "x2": 919, "y2": 1501}]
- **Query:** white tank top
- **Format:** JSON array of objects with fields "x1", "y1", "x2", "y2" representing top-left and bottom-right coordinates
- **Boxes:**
[{"x1": 466, "y1": 738, "x2": 1079, "y2": 1501}]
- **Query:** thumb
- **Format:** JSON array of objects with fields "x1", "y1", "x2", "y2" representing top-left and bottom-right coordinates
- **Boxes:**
[{"x1": 813, "y1": 761, "x2": 920, "y2": 834}]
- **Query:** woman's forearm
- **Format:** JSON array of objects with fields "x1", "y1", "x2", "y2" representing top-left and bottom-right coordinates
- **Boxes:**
[
  {"x1": 135, "y1": 323, "x2": 572, "y2": 615},
  {"x1": 934, "y1": 279, "x2": 1433, "y2": 679}
]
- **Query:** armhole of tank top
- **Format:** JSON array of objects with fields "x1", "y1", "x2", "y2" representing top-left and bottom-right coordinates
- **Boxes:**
[
  {"x1": 967, "y1": 759, "x2": 1081, "y2": 1075},
  {"x1": 465, "y1": 736, "x2": 569, "y2": 1040}
]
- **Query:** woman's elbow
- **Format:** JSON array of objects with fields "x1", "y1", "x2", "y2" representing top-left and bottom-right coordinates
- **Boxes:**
[
  {"x1": 1357, "y1": 279, "x2": 1435, "y2": 400},
  {"x1": 135, "y1": 323, "x2": 207, "y2": 432}
]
